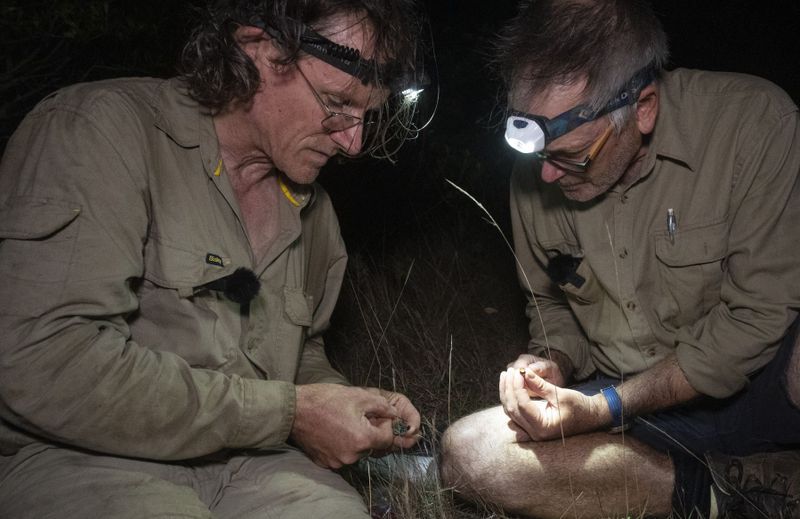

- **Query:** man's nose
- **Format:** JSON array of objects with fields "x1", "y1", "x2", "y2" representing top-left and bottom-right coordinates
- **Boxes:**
[
  {"x1": 330, "y1": 124, "x2": 363, "y2": 156},
  {"x1": 540, "y1": 162, "x2": 567, "y2": 184}
]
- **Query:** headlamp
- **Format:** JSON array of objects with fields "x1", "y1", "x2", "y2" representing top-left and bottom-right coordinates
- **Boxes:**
[
  {"x1": 505, "y1": 65, "x2": 657, "y2": 154},
  {"x1": 402, "y1": 88, "x2": 424, "y2": 103},
  {"x1": 506, "y1": 114, "x2": 548, "y2": 154}
]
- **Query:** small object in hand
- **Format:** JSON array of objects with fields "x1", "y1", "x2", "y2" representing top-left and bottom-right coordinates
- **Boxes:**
[
  {"x1": 392, "y1": 418, "x2": 409, "y2": 436},
  {"x1": 519, "y1": 368, "x2": 527, "y2": 376}
]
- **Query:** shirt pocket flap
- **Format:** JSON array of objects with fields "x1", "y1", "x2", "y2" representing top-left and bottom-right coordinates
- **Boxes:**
[
  {"x1": 283, "y1": 286, "x2": 313, "y2": 326},
  {"x1": 143, "y1": 234, "x2": 208, "y2": 289},
  {"x1": 655, "y1": 220, "x2": 728, "y2": 267},
  {"x1": 0, "y1": 197, "x2": 81, "y2": 239}
]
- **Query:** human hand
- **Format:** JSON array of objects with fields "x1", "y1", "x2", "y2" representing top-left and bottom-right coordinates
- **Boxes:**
[
  {"x1": 290, "y1": 384, "x2": 402, "y2": 468},
  {"x1": 507, "y1": 353, "x2": 567, "y2": 388},
  {"x1": 365, "y1": 387, "x2": 421, "y2": 453},
  {"x1": 499, "y1": 367, "x2": 607, "y2": 442}
]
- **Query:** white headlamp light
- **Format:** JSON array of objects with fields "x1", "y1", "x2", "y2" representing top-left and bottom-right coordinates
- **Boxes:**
[{"x1": 505, "y1": 115, "x2": 546, "y2": 154}]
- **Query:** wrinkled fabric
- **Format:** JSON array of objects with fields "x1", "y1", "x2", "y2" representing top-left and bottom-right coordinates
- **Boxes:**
[
  {"x1": 0, "y1": 77, "x2": 349, "y2": 460},
  {"x1": 511, "y1": 68, "x2": 800, "y2": 398},
  {"x1": 0, "y1": 443, "x2": 369, "y2": 519}
]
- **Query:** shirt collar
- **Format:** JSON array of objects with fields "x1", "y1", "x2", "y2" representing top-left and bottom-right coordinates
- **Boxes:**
[
  {"x1": 152, "y1": 78, "x2": 206, "y2": 149},
  {"x1": 278, "y1": 175, "x2": 316, "y2": 210},
  {"x1": 152, "y1": 78, "x2": 318, "y2": 212},
  {"x1": 151, "y1": 78, "x2": 222, "y2": 180},
  {"x1": 640, "y1": 70, "x2": 699, "y2": 177}
]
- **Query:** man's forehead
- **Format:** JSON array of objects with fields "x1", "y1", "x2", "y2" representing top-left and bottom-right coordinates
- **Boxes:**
[
  {"x1": 314, "y1": 12, "x2": 379, "y2": 61},
  {"x1": 514, "y1": 79, "x2": 589, "y2": 119},
  {"x1": 305, "y1": 52, "x2": 388, "y2": 111}
]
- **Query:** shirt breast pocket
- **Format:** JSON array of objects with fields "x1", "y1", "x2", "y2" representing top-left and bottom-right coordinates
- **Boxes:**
[
  {"x1": 653, "y1": 220, "x2": 728, "y2": 328},
  {"x1": 0, "y1": 197, "x2": 81, "y2": 316},
  {"x1": 135, "y1": 235, "x2": 234, "y2": 369}
]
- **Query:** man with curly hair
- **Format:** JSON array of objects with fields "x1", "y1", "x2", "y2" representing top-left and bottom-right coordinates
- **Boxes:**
[{"x1": 0, "y1": 1, "x2": 424, "y2": 517}]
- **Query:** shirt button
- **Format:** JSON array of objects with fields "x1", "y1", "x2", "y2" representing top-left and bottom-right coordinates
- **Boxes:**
[
  {"x1": 626, "y1": 301, "x2": 636, "y2": 311},
  {"x1": 647, "y1": 348, "x2": 657, "y2": 357},
  {"x1": 619, "y1": 248, "x2": 628, "y2": 259}
]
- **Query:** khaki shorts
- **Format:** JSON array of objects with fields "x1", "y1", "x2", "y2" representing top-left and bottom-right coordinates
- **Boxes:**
[{"x1": 0, "y1": 443, "x2": 369, "y2": 519}]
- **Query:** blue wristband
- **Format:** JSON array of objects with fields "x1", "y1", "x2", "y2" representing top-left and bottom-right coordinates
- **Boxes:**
[{"x1": 600, "y1": 386, "x2": 625, "y2": 430}]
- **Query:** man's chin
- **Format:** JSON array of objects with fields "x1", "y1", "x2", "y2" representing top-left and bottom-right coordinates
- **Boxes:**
[
  {"x1": 560, "y1": 184, "x2": 595, "y2": 202},
  {"x1": 283, "y1": 167, "x2": 321, "y2": 186}
]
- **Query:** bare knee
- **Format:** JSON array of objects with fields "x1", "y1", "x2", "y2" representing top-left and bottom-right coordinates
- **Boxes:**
[
  {"x1": 439, "y1": 412, "x2": 484, "y2": 488},
  {"x1": 439, "y1": 407, "x2": 520, "y2": 506}
]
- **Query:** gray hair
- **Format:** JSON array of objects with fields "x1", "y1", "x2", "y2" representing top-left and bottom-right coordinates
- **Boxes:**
[{"x1": 493, "y1": 0, "x2": 669, "y2": 129}]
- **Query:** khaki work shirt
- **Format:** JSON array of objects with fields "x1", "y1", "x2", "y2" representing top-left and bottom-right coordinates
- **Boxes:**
[
  {"x1": 511, "y1": 68, "x2": 800, "y2": 398},
  {"x1": 0, "y1": 78, "x2": 349, "y2": 459}
]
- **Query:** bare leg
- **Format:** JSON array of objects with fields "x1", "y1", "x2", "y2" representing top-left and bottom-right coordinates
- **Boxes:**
[{"x1": 440, "y1": 406, "x2": 675, "y2": 519}]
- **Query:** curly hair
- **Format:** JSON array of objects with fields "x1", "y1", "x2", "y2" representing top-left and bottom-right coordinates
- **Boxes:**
[
  {"x1": 179, "y1": 0, "x2": 422, "y2": 112},
  {"x1": 492, "y1": 0, "x2": 669, "y2": 125}
]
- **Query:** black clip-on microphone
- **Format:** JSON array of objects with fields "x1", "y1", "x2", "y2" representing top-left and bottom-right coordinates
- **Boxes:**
[{"x1": 193, "y1": 267, "x2": 261, "y2": 305}]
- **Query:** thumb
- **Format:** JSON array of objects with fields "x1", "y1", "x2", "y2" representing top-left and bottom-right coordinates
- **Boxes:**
[{"x1": 523, "y1": 371, "x2": 558, "y2": 402}]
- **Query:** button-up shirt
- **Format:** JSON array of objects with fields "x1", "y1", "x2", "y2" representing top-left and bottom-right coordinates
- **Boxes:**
[
  {"x1": 0, "y1": 78, "x2": 348, "y2": 459},
  {"x1": 511, "y1": 68, "x2": 800, "y2": 398}
]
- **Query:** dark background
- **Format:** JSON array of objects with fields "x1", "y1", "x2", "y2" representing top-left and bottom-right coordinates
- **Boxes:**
[{"x1": 1, "y1": 0, "x2": 798, "y2": 416}]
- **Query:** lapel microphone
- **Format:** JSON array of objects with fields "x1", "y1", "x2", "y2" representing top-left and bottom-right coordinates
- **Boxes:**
[
  {"x1": 545, "y1": 253, "x2": 585, "y2": 288},
  {"x1": 193, "y1": 267, "x2": 261, "y2": 305}
]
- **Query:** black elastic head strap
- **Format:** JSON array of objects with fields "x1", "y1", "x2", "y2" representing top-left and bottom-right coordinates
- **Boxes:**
[
  {"x1": 594, "y1": 64, "x2": 658, "y2": 118},
  {"x1": 295, "y1": 26, "x2": 378, "y2": 84},
  {"x1": 255, "y1": 19, "x2": 399, "y2": 87}
]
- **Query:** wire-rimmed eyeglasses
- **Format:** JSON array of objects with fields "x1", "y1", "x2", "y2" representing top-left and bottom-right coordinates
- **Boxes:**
[{"x1": 295, "y1": 64, "x2": 374, "y2": 133}]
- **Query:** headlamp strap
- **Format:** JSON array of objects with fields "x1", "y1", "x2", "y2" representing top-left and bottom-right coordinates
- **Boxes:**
[
  {"x1": 257, "y1": 19, "x2": 399, "y2": 87},
  {"x1": 598, "y1": 65, "x2": 657, "y2": 116},
  {"x1": 543, "y1": 64, "x2": 658, "y2": 142},
  {"x1": 296, "y1": 27, "x2": 377, "y2": 85}
]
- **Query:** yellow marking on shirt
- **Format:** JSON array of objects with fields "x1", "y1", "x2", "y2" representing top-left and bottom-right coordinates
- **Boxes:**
[
  {"x1": 213, "y1": 159, "x2": 222, "y2": 177},
  {"x1": 278, "y1": 178, "x2": 301, "y2": 207}
]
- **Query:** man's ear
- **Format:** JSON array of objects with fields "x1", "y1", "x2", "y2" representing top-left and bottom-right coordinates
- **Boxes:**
[
  {"x1": 234, "y1": 25, "x2": 287, "y2": 68},
  {"x1": 635, "y1": 83, "x2": 659, "y2": 135},
  {"x1": 234, "y1": 25, "x2": 268, "y2": 61}
]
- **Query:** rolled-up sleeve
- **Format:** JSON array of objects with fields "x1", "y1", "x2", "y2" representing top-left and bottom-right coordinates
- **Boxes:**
[{"x1": 675, "y1": 105, "x2": 800, "y2": 398}]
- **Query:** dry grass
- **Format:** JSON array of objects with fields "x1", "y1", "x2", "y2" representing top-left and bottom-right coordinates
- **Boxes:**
[
  {"x1": 323, "y1": 181, "x2": 679, "y2": 519},
  {"x1": 327, "y1": 232, "x2": 527, "y2": 429},
  {"x1": 325, "y1": 192, "x2": 529, "y2": 517}
]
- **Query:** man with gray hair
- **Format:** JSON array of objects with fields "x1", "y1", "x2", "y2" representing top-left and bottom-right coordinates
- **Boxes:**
[
  {"x1": 441, "y1": 1, "x2": 800, "y2": 518},
  {"x1": 0, "y1": 1, "x2": 425, "y2": 517}
]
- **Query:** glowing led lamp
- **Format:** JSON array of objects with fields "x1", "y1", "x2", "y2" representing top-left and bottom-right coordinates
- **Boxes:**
[{"x1": 402, "y1": 88, "x2": 424, "y2": 103}]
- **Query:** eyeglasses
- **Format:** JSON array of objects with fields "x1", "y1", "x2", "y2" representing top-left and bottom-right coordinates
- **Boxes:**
[
  {"x1": 533, "y1": 123, "x2": 614, "y2": 173},
  {"x1": 295, "y1": 64, "x2": 373, "y2": 133}
]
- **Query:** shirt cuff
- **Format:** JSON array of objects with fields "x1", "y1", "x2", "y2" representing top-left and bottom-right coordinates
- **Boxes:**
[
  {"x1": 233, "y1": 378, "x2": 296, "y2": 449},
  {"x1": 675, "y1": 337, "x2": 748, "y2": 398}
]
